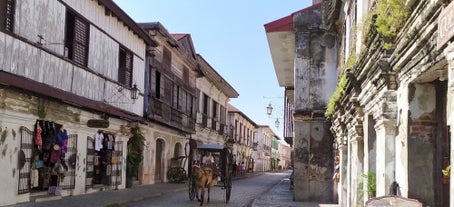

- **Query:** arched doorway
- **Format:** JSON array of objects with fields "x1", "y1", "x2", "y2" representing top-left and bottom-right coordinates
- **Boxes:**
[{"x1": 155, "y1": 139, "x2": 165, "y2": 182}]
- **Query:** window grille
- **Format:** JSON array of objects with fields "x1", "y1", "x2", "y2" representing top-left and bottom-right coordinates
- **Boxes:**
[
  {"x1": 119, "y1": 47, "x2": 133, "y2": 87},
  {"x1": 0, "y1": 0, "x2": 15, "y2": 32},
  {"x1": 65, "y1": 10, "x2": 89, "y2": 67}
]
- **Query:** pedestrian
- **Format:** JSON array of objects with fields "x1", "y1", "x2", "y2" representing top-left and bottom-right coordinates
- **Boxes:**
[
  {"x1": 237, "y1": 162, "x2": 242, "y2": 175},
  {"x1": 241, "y1": 162, "x2": 246, "y2": 175}
]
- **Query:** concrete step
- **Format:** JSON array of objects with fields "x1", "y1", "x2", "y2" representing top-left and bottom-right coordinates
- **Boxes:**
[{"x1": 30, "y1": 191, "x2": 62, "y2": 203}]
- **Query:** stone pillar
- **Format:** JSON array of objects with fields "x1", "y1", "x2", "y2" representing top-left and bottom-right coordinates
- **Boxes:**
[
  {"x1": 293, "y1": 118, "x2": 333, "y2": 202},
  {"x1": 338, "y1": 142, "x2": 348, "y2": 207},
  {"x1": 349, "y1": 135, "x2": 364, "y2": 206},
  {"x1": 293, "y1": 119, "x2": 311, "y2": 200},
  {"x1": 395, "y1": 87, "x2": 410, "y2": 197},
  {"x1": 346, "y1": 134, "x2": 352, "y2": 207},
  {"x1": 374, "y1": 119, "x2": 396, "y2": 196}
]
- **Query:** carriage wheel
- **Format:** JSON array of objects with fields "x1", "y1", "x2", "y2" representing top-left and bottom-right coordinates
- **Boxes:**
[
  {"x1": 188, "y1": 176, "x2": 196, "y2": 201},
  {"x1": 225, "y1": 176, "x2": 232, "y2": 203}
]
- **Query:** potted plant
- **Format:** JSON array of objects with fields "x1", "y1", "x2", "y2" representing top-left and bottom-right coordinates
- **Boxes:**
[
  {"x1": 362, "y1": 172, "x2": 376, "y2": 198},
  {"x1": 126, "y1": 127, "x2": 145, "y2": 188}
]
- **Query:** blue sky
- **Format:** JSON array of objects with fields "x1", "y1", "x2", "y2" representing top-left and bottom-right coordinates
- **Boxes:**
[{"x1": 113, "y1": 0, "x2": 312, "y2": 140}]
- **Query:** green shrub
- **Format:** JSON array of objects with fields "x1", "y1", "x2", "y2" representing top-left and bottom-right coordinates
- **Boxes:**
[
  {"x1": 374, "y1": 0, "x2": 409, "y2": 48},
  {"x1": 362, "y1": 172, "x2": 376, "y2": 197},
  {"x1": 325, "y1": 73, "x2": 347, "y2": 118}
]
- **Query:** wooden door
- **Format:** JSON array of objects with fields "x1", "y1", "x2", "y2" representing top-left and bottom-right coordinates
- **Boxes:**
[{"x1": 155, "y1": 139, "x2": 164, "y2": 182}]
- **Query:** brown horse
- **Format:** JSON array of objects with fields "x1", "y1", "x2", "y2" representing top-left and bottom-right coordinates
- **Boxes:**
[{"x1": 192, "y1": 165, "x2": 214, "y2": 206}]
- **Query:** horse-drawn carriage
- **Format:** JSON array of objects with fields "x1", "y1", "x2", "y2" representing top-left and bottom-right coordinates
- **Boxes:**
[{"x1": 187, "y1": 143, "x2": 233, "y2": 206}]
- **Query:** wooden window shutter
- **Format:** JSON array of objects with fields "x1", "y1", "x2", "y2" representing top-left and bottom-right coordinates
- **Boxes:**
[
  {"x1": 220, "y1": 105, "x2": 226, "y2": 124},
  {"x1": 119, "y1": 47, "x2": 133, "y2": 87},
  {"x1": 150, "y1": 68, "x2": 156, "y2": 95},
  {"x1": 186, "y1": 92, "x2": 192, "y2": 114},
  {"x1": 163, "y1": 47, "x2": 171, "y2": 68},
  {"x1": 163, "y1": 77, "x2": 172, "y2": 104},
  {"x1": 173, "y1": 84, "x2": 178, "y2": 107},
  {"x1": 124, "y1": 52, "x2": 133, "y2": 86},
  {"x1": 180, "y1": 89, "x2": 185, "y2": 110},
  {"x1": 159, "y1": 72, "x2": 164, "y2": 99},
  {"x1": 0, "y1": 0, "x2": 15, "y2": 32},
  {"x1": 73, "y1": 16, "x2": 89, "y2": 66},
  {"x1": 183, "y1": 66, "x2": 189, "y2": 83},
  {"x1": 194, "y1": 89, "x2": 200, "y2": 117},
  {"x1": 212, "y1": 101, "x2": 218, "y2": 118}
]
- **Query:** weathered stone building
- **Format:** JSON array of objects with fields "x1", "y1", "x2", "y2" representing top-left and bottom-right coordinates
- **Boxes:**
[
  {"x1": 0, "y1": 1, "x2": 240, "y2": 205},
  {"x1": 253, "y1": 125, "x2": 274, "y2": 172},
  {"x1": 265, "y1": 3, "x2": 338, "y2": 202},
  {"x1": 0, "y1": 0, "x2": 155, "y2": 205},
  {"x1": 195, "y1": 55, "x2": 238, "y2": 147},
  {"x1": 323, "y1": 0, "x2": 454, "y2": 206},
  {"x1": 227, "y1": 104, "x2": 255, "y2": 171},
  {"x1": 278, "y1": 142, "x2": 292, "y2": 170},
  {"x1": 139, "y1": 22, "x2": 199, "y2": 185}
]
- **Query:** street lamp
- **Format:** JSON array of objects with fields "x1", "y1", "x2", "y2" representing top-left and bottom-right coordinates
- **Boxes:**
[
  {"x1": 130, "y1": 84, "x2": 139, "y2": 100},
  {"x1": 266, "y1": 103, "x2": 273, "y2": 116},
  {"x1": 275, "y1": 118, "x2": 280, "y2": 128},
  {"x1": 104, "y1": 83, "x2": 139, "y2": 104}
]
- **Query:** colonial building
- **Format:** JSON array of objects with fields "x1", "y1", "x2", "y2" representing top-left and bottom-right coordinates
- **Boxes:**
[
  {"x1": 227, "y1": 104, "x2": 256, "y2": 171},
  {"x1": 139, "y1": 22, "x2": 198, "y2": 184},
  {"x1": 0, "y1": 0, "x2": 155, "y2": 205},
  {"x1": 253, "y1": 125, "x2": 274, "y2": 172},
  {"x1": 323, "y1": 0, "x2": 454, "y2": 206},
  {"x1": 271, "y1": 134, "x2": 280, "y2": 171},
  {"x1": 265, "y1": 2, "x2": 338, "y2": 202},
  {"x1": 278, "y1": 142, "x2": 292, "y2": 170},
  {"x1": 194, "y1": 55, "x2": 238, "y2": 147}
]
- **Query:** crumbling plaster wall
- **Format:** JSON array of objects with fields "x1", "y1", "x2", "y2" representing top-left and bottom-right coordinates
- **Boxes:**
[
  {"x1": 292, "y1": 6, "x2": 337, "y2": 202},
  {"x1": 407, "y1": 83, "x2": 436, "y2": 206}
]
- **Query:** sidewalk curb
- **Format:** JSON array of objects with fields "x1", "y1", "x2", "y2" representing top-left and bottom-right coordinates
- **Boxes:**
[{"x1": 104, "y1": 186, "x2": 188, "y2": 207}]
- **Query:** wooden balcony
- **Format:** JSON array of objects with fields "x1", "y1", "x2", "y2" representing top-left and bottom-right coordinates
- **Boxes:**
[{"x1": 148, "y1": 98, "x2": 195, "y2": 133}]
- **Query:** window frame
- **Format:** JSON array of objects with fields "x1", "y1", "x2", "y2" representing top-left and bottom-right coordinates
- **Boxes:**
[
  {"x1": 65, "y1": 9, "x2": 89, "y2": 67},
  {"x1": 119, "y1": 46, "x2": 133, "y2": 87}
]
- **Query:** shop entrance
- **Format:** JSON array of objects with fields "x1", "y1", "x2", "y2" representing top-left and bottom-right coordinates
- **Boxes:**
[
  {"x1": 86, "y1": 131, "x2": 123, "y2": 190},
  {"x1": 18, "y1": 120, "x2": 77, "y2": 195}
]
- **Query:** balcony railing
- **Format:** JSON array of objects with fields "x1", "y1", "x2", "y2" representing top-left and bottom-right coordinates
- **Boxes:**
[{"x1": 148, "y1": 98, "x2": 195, "y2": 133}]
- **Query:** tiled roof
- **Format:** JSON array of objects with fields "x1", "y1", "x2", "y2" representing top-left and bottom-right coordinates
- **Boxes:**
[{"x1": 264, "y1": 3, "x2": 321, "y2": 33}]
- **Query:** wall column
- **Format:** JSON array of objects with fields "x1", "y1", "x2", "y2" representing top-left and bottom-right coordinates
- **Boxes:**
[
  {"x1": 374, "y1": 118, "x2": 396, "y2": 196},
  {"x1": 293, "y1": 117, "x2": 333, "y2": 202},
  {"x1": 339, "y1": 143, "x2": 348, "y2": 207}
]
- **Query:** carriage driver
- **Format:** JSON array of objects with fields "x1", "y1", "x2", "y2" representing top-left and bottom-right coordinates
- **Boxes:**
[{"x1": 202, "y1": 151, "x2": 214, "y2": 166}]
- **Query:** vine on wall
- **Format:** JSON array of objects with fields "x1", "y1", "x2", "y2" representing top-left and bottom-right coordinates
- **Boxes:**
[
  {"x1": 325, "y1": 0, "x2": 409, "y2": 118},
  {"x1": 325, "y1": 73, "x2": 347, "y2": 117}
]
